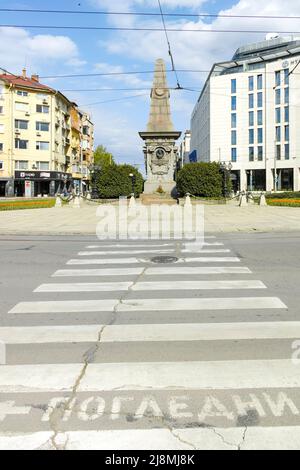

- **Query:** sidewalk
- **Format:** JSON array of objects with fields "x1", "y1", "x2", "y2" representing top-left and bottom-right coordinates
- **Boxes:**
[{"x1": 0, "y1": 201, "x2": 300, "y2": 235}]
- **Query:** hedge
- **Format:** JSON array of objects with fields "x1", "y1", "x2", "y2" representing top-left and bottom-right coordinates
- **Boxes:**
[
  {"x1": 176, "y1": 162, "x2": 227, "y2": 198},
  {"x1": 266, "y1": 192, "x2": 300, "y2": 199},
  {"x1": 95, "y1": 164, "x2": 144, "y2": 198}
]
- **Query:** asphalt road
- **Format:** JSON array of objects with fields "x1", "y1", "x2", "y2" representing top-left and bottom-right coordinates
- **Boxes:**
[{"x1": 0, "y1": 232, "x2": 300, "y2": 450}]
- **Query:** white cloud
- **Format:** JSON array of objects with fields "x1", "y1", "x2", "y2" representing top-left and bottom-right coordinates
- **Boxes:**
[{"x1": 0, "y1": 27, "x2": 84, "y2": 74}]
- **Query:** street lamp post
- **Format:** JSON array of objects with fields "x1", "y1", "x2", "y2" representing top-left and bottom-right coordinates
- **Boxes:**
[
  {"x1": 89, "y1": 164, "x2": 101, "y2": 199},
  {"x1": 220, "y1": 161, "x2": 233, "y2": 198},
  {"x1": 129, "y1": 173, "x2": 136, "y2": 196}
]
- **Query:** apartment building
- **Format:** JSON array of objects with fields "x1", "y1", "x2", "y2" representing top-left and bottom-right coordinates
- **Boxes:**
[
  {"x1": 0, "y1": 69, "x2": 94, "y2": 197},
  {"x1": 190, "y1": 36, "x2": 300, "y2": 192},
  {"x1": 179, "y1": 130, "x2": 192, "y2": 166}
]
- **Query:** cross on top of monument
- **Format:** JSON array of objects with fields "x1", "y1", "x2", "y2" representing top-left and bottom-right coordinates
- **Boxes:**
[{"x1": 147, "y1": 58, "x2": 174, "y2": 133}]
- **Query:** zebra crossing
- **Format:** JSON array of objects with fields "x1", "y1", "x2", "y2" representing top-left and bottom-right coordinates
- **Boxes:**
[{"x1": 1, "y1": 235, "x2": 300, "y2": 450}]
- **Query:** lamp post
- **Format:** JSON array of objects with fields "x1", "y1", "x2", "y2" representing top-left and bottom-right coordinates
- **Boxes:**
[
  {"x1": 129, "y1": 173, "x2": 136, "y2": 196},
  {"x1": 220, "y1": 161, "x2": 233, "y2": 198},
  {"x1": 89, "y1": 164, "x2": 101, "y2": 199}
]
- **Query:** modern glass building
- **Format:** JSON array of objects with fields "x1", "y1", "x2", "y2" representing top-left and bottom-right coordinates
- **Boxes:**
[{"x1": 190, "y1": 36, "x2": 300, "y2": 192}]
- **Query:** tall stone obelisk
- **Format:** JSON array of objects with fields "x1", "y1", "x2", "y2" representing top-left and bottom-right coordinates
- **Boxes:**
[{"x1": 139, "y1": 59, "x2": 181, "y2": 195}]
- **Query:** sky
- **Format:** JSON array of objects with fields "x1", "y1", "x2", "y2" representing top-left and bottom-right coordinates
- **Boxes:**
[{"x1": 1, "y1": 0, "x2": 300, "y2": 168}]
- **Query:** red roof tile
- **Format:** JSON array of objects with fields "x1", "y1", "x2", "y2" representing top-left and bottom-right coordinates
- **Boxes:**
[{"x1": 0, "y1": 74, "x2": 54, "y2": 92}]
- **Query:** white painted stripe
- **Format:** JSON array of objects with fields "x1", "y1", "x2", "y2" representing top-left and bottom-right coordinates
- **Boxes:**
[
  {"x1": 1, "y1": 321, "x2": 299, "y2": 345},
  {"x1": 9, "y1": 297, "x2": 286, "y2": 314},
  {"x1": 9, "y1": 300, "x2": 117, "y2": 314},
  {"x1": 0, "y1": 359, "x2": 298, "y2": 393},
  {"x1": 181, "y1": 249, "x2": 230, "y2": 254},
  {"x1": 117, "y1": 297, "x2": 286, "y2": 311},
  {"x1": 53, "y1": 268, "x2": 144, "y2": 277},
  {"x1": 67, "y1": 258, "x2": 140, "y2": 265},
  {"x1": 35, "y1": 282, "x2": 132, "y2": 293},
  {"x1": 86, "y1": 244, "x2": 174, "y2": 248},
  {"x1": 146, "y1": 267, "x2": 251, "y2": 275},
  {"x1": 78, "y1": 250, "x2": 175, "y2": 256},
  {"x1": 132, "y1": 280, "x2": 266, "y2": 290},
  {"x1": 1, "y1": 427, "x2": 300, "y2": 450},
  {"x1": 182, "y1": 257, "x2": 240, "y2": 263}
]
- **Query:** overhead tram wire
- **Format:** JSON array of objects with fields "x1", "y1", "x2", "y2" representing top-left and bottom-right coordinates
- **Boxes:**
[
  {"x1": 3, "y1": 8, "x2": 300, "y2": 20},
  {"x1": 157, "y1": 0, "x2": 181, "y2": 90},
  {"x1": 2, "y1": 24, "x2": 300, "y2": 34}
]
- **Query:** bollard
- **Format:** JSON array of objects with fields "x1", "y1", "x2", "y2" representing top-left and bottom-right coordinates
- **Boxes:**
[
  {"x1": 55, "y1": 197, "x2": 62, "y2": 208},
  {"x1": 239, "y1": 193, "x2": 248, "y2": 207},
  {"x1": 128, "y1": 195, "x2": 136, "y2": 216},
  {"x1": 259, "y1": 193, "x2": 268, "y2": 206},
  {"x1": 86, "y1": 193, "x2": 91, "y2": 200},
  {"x1": 72, "y1": 196, "x2": 81, "y2": 208},
  {"x1": 185, "y1": 193, "x2": 192, "y2": 207}
]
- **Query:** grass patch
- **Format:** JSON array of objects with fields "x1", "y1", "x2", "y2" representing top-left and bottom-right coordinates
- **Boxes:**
[{"x1": 0, "y1": 198, "x2": 56, "y2": 211}]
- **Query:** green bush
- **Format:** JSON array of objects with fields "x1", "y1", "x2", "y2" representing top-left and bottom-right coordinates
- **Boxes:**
[
  {"x1": 265, "y1": 192, "x2": 300, "y2": 199},
  {"x1": 176, "y1": 162, "x2": 225, "y2": 198},
  {"x1": 95, "y1": 164, "x2": 144, "y2": 198}
]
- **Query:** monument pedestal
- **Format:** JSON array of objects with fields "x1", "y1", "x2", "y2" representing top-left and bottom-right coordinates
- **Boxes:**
[{"x1": 143, "y1": 180, "x2": 176, "y2": 196}]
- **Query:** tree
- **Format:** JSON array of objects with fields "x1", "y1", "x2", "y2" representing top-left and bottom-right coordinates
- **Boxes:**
[
  {"x1": 93, "y1": 145, "x2": 115, "y2": 168},
  {"x1": 95, "y1": 164, "x2": 144, "y2": 198},
  {"x1": 176, "y1": 162, "x2": 224, "y2": 198}
]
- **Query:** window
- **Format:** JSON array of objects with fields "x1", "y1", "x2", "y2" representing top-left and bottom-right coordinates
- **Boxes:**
[
  {"x1": 15, "y1": 160, "x2": 28, "y2": 170},
  {"x1": 231, "y1": 130, "x2": 237, "y2": 146},
  {"x1": 15, "y1": 119, "x2": 28, "y2": 130},
  {"x1": 16, "y1": 90, "x2": 28, "y2": 97},
  {"x1": 257, "y1": 146, "x2": 263, "y2": 161},
  {"x1": 231, "y1": 148, "x2": 237, "y2": 162},
  {"x1": 285, "y1": 125, "x2": 289, "y2": 141},
  {"x1": 276, "y1": 126, "x2": 281, "y2": 142},
  {"x1": 275, "y1": 89, "x2": 281, "y2": 105},
  {"x1": 36, "y1": 141, "x2": 50, "y2": 151},
  {"x1": 258, "y1": 128, "x2": 263, "y2": 144},
  {"x1": 0, "y1": 143, "x2": 3, "y2": 152},
  {"x1": 83, "y1": 126, "x2": 90, "y2": 136},
  {"x1": 249, "y1": 111, "x2": 254, "y2": 126},
  {"x1": 275, "y1": 107, "x2": 281, "y2": 124},
  {"x1": 231, "y1": 96, "x2": 236, "y2": 111},
  {"x1": 257, "y1": 110, "x2": 263, "y2": 126},
  {"x1": 284, "y1": 106, "x2": 289, "y2": 122},
  {"x1": 0, "y1": 106, "x2": 3, "y2": 114},
  {"x1": 231, "y1": 79, "x2": 237, "y2": 94},
  {"x1": 36, "y1": 161, "x2": 50, "y2": 170},
  {"x1": 36, "y1": 122, "x2": 50, "y2": 132},
  {"x1": 257, "y1": 74, "x2": 263, "y2": 90},
  {"x1": 275, "y1": 71, "x2": 281, "y2": 87},
  {"x1": 15, "y1": 102, "x2": 29, "y2": 112},
  {"x1": 248, "y1": 76, "x2": 254, "y2": 91},
  {"x1": 284, "y1": 87, "x2": 289, "y2": 104},
  {"x1": 15, "y1": 139, "x2": 28, "y2": 150},
  {"x1": 257, "y1": 92, "x2": 263, "y2": 108},
  {"x1": 249, "y1": 94, "x2": 254, "y2": 109},
  {"x1": 249, "y1": 129, "x2": 254, "y2": 145},
  {"x1": 284, "y1": 68, "x2": 289, "y2": 85},
  {"x1": 0, "y1": 160, "x2": 3, "y2": 170},
  {"x1": 0, "y1": 124, "x2": 4, "y2": 133},
  {"x1": 249, "y1": 147, "x2": 254, "y2": 161},
  {"x1": 36, "y1": 93, "x2": 49, "y2": 100},
  {"x1": 285, "y1": 144, "x2": 290, "y2": 160},
  {"x1": 276, "y1": 145, "x2": 281, "y2": 160},
  {"x1": 36, "y1": 104, "x2": 49, "y2": 114},
  {"x1": 231, "y1": 113, "x2": 237, "y2": 128}
]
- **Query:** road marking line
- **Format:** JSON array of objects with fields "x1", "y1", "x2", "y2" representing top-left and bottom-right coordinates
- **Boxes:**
[
  {"x1": 116, "y1": 297, "x2": 286, "y2": 311},
  {"x1": 146, "y1": 267, "x2": 252, "y2": 275},
  {"x1": 1, "y1": 321, "x2": 300, "y2": 344},
  {"x1": 66, "y1": 257, "x2": 240, "y2": 265},
  {"x1": 0, "y1": 360, "x2": 298, "y2": 392},
  {"x1": 77, "y1": 250, "x2": 175, "y2": 256},
  {"x1": 52, "y1": 268, "x2": 144, "y2": 277},
  {"x1": 67, "y1": 258, "x2": 140, "y2": 265},
  {"x1": 132, "y1": 280, "x2": 266, "y2": 290},
  {"x1": 9, "y1": 300, "x2": 117, "y2": 314},
  {"x1": 181, "y1": 249, "x2": 230, "y2": 254},
  {"x1": 182, "y1": 257, "x2": 240, "y2": 263},
  {"x1": 35, "y1": 282, "x2": 132, "y2": 293}
]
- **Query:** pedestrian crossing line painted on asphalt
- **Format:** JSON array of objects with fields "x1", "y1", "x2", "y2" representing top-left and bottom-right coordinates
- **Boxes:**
[
  {"x1": 86, "y1": 242, "x2": 224, "y2": 249},
  {"x1": 34, "y1": 282, "x2": 133, "y2": 293},
  {"x1": 145, "y1": 267, "x2": 252, "y2": 275},
  {"x1": 1, "y1": 427, "x2": 300, "y2": 450},
  {"x1": 34, "y1": 280, "x2": 266, "y2": 293},
  {"x1": 116, "y1": 297, "x2": 286, "y2": 312},
  {"x1": 77, "y1": 250, "x2": 175, "y2": 256},
  {"x1": 66, "y1": 257, "x2": 241, "y2": 265},
  {"x1": 0, "y1": 359, "x2": 299, "y2": 393},
  {"x1": 52, "y1": 268, "x2": 144, "y2": 277},
  {"x1": 1, "y1": 321, "x2": 300, "y2": 344},
  {"x1": 9, "y1": 296, "x2": 286, "y2": 314}
]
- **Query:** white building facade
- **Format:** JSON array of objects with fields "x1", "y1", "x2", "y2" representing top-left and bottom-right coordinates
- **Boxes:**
[
  {"x1": 190, "y1": 36, "x2": 300, "y2": 192},
  {"x1": 180, "y1": 130, "x2": 191, "y2": 165}
]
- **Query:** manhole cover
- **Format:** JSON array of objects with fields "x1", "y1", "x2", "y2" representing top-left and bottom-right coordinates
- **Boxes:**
[{"x1": 151, "y1": 256, "x2": 178, "y2": 264}]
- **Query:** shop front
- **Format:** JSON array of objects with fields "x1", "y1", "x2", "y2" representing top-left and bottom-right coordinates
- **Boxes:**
[{"x1": 14, "y1": 171, "x2": 73, "y2": 197}]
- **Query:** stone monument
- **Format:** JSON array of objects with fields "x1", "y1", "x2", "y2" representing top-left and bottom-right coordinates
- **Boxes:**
[{"x1": 139, "y1": 59, "x2": 181, "y2": 195}]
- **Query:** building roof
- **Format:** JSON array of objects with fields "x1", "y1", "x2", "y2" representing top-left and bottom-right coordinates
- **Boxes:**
[{"x1": 0, "y1": 73, "x2": 54, "y2": 93}]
